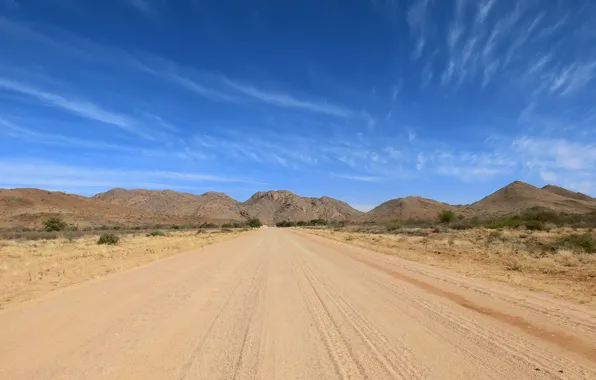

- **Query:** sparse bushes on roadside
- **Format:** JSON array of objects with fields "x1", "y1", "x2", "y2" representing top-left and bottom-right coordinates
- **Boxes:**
[
  {"x1": 43, "y1": 217, "x2": 67, "y2": 232},
  {"x1": 276, "y1": 220, "x2": 296, "y2": 227},
  {"x1": 97, "y1": 233, "x2": 119, "y2": 245},
  {"x1": 438, "y1": 210, "x2": 457, "y2": 224},
  {"x1": 247, "y1": 218, "x2": 262, "y2": 228},
  {"x1": 147, "y1": 231, "x2": 166, "y2": 237}
]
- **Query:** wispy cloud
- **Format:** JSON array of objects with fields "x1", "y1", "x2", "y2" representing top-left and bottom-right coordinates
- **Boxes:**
[
  {"x1": 128, "y1": 0, "x2": 153, "y2": 15},
  {"x1": 0, "y1": 77, "x2": 154, "y2": 139},
  {"x1": 332, "y1": 174, "x2": 383, "y2": 182},
  {"x1": 221, "y1": 78, "x2": 359, "y2": 118},
  {"x1": 0, "y1": 117, "x2": 180, "y2": 157},
  {"x1": 0, "y1": 160, "x2": 261, "y2": 191},
  {"x1": 475, "y1": 0, "x2": 495, "y2": 24}
]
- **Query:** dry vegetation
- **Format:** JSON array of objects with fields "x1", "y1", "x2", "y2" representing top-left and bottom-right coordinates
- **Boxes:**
[
  {"x1": 307, "y1": 227, "x2": 596, "y2": 305},
  {"x1": 0, "y1": 229, "x2": 249, "y2": 308}
]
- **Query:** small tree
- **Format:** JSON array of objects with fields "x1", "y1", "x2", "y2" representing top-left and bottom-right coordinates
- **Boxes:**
[
  {"x1": 247, "y1": 218, "x2": 262, "y2": 228},
  {"x1": 438, "y1": 210, "x2": 457, "y2": 224},
  {"x1": 43, "y1": 217, "x2": 68, "y2": 232}
]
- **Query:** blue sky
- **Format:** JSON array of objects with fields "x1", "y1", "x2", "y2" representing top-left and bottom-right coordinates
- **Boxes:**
[{"x1": 1, "y1": 0, "x2": 595, "y2": 210}]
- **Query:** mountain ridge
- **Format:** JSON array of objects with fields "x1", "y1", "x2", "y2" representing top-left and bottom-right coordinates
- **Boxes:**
[{"x1": 1, "y1": 181, "x2": 595, "y2": 228}]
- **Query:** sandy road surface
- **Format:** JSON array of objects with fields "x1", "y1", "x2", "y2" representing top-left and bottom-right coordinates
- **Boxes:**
[{"x1": 1, "y1": 228, "x2": 596, "y2": 379}]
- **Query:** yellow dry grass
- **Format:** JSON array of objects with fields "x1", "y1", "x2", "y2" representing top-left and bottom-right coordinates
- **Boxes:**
[
  {"x1": 0, "y1": 230, "x2": 248, "y2": 308},
  {"x1": 307, "y1": 228, "x2": 596, "y2": 305}
]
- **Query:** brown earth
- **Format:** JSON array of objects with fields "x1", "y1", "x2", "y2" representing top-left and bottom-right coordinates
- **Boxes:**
[
  {"x1": 1, "y1": 228, "x2": 595, "y2": 379},
  {"x1": 0, "y1": 229, "x2": 247, "y2": 308}
]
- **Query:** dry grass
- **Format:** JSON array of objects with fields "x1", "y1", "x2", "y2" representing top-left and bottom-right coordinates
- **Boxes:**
[
  {"x1": 308, "y1": 228, "x2": 596, "y2": 305},
  {"x1": 0, "y1": 230, "x2": 248, "y2": 308}
]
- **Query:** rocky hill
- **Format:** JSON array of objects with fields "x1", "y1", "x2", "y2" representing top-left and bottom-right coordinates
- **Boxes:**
[
  {"x1": 465, "y1": 181, "x2": 596, "y2": 217},
  {"x1": 366, "y1": 196, "x2": 457, "y2": 221},
  {"x1": 0, "y1": 188, "x2": 183, "y2": 228},
  {"x1": 2, "y1": 181, "x2": 596, "y2": 228},
  {"x1": 94, "y1": 188, "x2": 244, "y2": 221},
  {"x1": 243, "y1": 190, "x2": 362, "y2": 224}
]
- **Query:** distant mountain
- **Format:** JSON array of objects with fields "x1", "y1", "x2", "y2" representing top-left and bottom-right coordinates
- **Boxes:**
[
  {"x1": 94, "y1": 188, "x2": 244, "y2": 221},
  {"x1": 541, "y1": 185, "x2": 595, "y2": 202},
  {"x1": 0, "y1": 188, "x2": 178, "y2": 228},
  {"x1": 243, "y1": 190, "x2": 362, "y2": 225},
  {"x1": 2, "y1": 182, "x2": 595, "y2": 228},
  {"x1": 94, "y1": 188, "x2": 361, "y2": 225},
  {"x1": 366, "y1": 196, "x2": 456, "y2": 221},
  {"x1": 466, "y1": 181, "x2": 596, "y2": 217}
]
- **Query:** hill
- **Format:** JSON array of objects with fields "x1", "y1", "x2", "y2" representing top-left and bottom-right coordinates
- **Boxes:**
[
  {"x1": 94, "y1": 188, "x2": 244, "y2": 221},
  {"x1": 0, "y1": 188, "x2": 177, "y2": 228},
  {"x1": 2, "y1": 182, "x2": 596, "y2": 229},
  {"x1": 243, "y1": 190, "x2": 362, "y2": 225},
  {"x1": 366, "y1": 196, "x2": 456, "y2": 221},
  {"x1": 541, "y1": 185, "x2": 595, "y2": 202},
  {"x1": 466, "y1": 181, "x2": 596, "y2": 217}
]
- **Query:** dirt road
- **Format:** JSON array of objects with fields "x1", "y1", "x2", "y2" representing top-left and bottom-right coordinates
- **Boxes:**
[{"x1": 1, "y1": 228, "x2": 596, "y2": 379}]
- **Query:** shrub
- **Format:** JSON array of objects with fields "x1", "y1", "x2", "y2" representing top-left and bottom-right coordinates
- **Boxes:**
[
  {"x1": 170, "y1": 225, "x2": 181, "y2": 230},
  {"x1": 97, "y1": 233, "x2": 119, "y2": 245},
  {"x1": 296, "y1": 221, "x2": 308, "y2": 227},
  {"x1": 147, "y1": 231, "x2": 165, "y2": 237},
  {"x1": 42, "y1": 217, "x2": 68, "y2": 232},
  {"x1": 221, "y1": 223, "x2": 233, "y2": 228},
  {"x1": 247, "y1": 218, "x2": 262, "y2": 228},
  {"x1": 556, "y1": 233, "x2": 596, "y2": 253},
  {"x1": 276, "y1": 220, "x2": 296, "y2": 227},
  {"x1": 309, "y1": 219, "x2": 328, "y2": 226},
  {"x1": 438, "y1": 210, "x2": 457, "y2": 224},
  {"x1": 524, "y1": 220, "x2": 547, "y2": 231},
  {"x1": 386, "y1": 220, "x2": 402, "y2": 232}
]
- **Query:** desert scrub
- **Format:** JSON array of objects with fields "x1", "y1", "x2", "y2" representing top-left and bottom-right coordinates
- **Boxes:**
[
  {"x1": 97, "y1": 233, "x2": 119, "y2": 245},
  {"x1": 147, "y1": 231, "x2": 166, "y2": 237},
  {"x1": 555, "y1": 233, "x2": 596, "y2": 253}
]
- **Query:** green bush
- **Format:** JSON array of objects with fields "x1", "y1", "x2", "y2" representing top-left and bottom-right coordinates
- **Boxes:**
[
  {"x1": 386, "y1": 220, "x2": 402, "y2": 232},
  {"x1": 556, "y1": 233, "x2": 596, "y2": 253},
  {"x1": 524, "y1": 220, "x2": 547, "y2": 231},
  {"x1": 97, "y1": 233, "x2": 119, "y2": 245},
  {"x1": 42, "y1": 217, "x2": 68, "y2": 232},
  {"x1": 247, "y1": 218, "x2": 262, "y2": 228},
  {"x1": 309, "y1": 218, "x2": 328, "y2": 226},
  {"x1": 147, "y1": 231, "x2": 165, "y2": 237},
  {"x1": 438, "y1": 210, "x2": 457, "y2": 224},
  {"x1": 170, "y1": 225, "x2": 181, "y2": 230},
  {"x1": 276, "y1": 220, "x2": 296, "y2": 227},
  {"x1": 221, "y1": 223, "x2": 233, "y2": 228}
]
